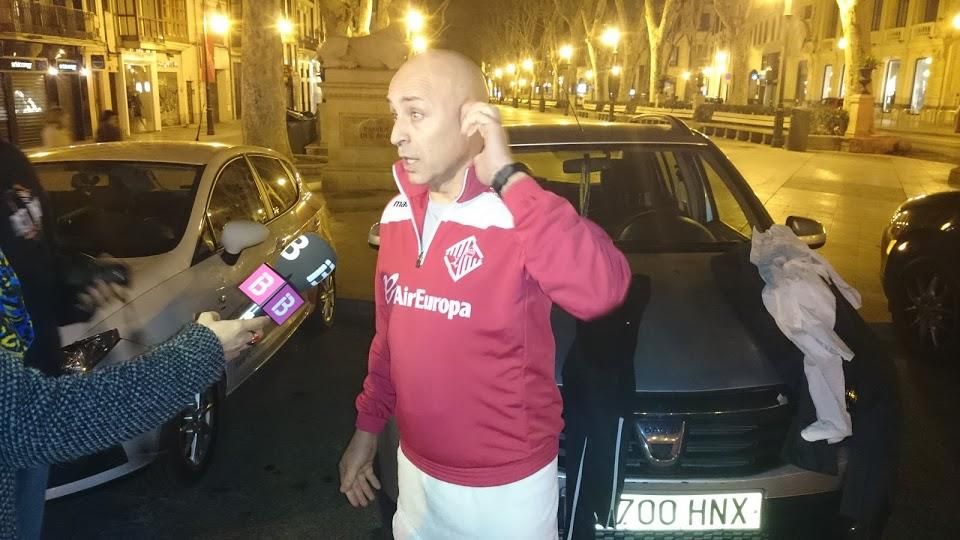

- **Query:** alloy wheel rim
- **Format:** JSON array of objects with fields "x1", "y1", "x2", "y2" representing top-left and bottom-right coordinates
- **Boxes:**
[
  {"x1": 179, "y1": 387, "x2": 215, "y2": 468},
  {"x1": 904, "y1": 269, "x2": 958, "y2": 351}
]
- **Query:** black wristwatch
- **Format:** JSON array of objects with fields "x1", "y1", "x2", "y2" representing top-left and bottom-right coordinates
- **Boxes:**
[{"x1": 491, "y1": 162, "x2": 531, "y2": 197}]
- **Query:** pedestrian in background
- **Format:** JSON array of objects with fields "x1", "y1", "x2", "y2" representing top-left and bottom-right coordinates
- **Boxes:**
[
  {"x1": 40, "y1": 107, "x2": 72, "y2": 149},
  {"x1": 96, "y1": 110, "x2": 123, "y2": 142}
]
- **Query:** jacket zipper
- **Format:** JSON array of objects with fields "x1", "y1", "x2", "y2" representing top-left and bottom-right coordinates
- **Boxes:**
[{"x1": 394, "y1": 167, "x2": 468, "y2": 269}]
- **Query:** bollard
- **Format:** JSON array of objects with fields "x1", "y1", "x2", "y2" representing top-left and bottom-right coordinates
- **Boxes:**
[{"x1": 771, "y1": 107, "x2": 786, "y2": 148}]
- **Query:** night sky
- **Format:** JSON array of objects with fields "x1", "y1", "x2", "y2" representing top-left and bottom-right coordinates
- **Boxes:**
[{"x1": 435, "y1": 1, "x2": 487, "y2": 62}]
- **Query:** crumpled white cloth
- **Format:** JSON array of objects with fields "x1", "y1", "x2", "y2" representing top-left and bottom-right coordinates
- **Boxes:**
[{"x1": 750, "y1": 225, "x2": 862, "y2": 444}]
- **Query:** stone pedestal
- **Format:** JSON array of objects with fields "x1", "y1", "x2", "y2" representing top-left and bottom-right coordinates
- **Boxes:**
[
  {"x1": 844, "y1": 93, "x2": 875, "y2": 138},
  {"x1": 318, "y1": 68, "x2": 398, "y2": 191}
]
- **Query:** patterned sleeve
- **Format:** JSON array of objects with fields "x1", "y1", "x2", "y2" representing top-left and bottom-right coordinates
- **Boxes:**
[{"x1": 0, "y1": 323, "x2": 225, "y2": 469}]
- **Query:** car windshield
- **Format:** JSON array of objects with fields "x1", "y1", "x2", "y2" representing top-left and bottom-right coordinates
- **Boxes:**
[
  {"x1": 514, "y1": 144, "x2": 762, "y2": 251},
  {"x1": 34, "y1": 161, "x2": 202, "y2": 258}
]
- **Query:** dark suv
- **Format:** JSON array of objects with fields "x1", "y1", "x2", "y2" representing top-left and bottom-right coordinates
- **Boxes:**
[{"x1": 370, "y1": 116, "x2": 884, "y2": 538}]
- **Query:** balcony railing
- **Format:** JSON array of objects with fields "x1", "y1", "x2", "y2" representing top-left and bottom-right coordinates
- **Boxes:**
[
  {"x1": 884, "y1": 28, "x2": 904, "y2": 42},
  {"x1": 299, "y1": 33, "x2": 319, "y2": 50},
  {"x1": 118, "y1": 15, "x2": 188, "y2": 44},
  {"x1": 911, "y1": 22, "x2": 935, "y2": 40},
  {"x1": 0, "y1": 0, "x2": 97, "y2": 40}
]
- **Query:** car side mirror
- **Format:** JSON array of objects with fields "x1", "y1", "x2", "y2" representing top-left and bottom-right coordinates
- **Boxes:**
[
  {"x1": 786, "y1": 216, "x2": 827, "y2": 249},
  {"x1": 220, "y1": 220, "x2": 269, "y2": 265},
  {"x1": 368, "y1": 222, "x2": 381, "y2": 250}
]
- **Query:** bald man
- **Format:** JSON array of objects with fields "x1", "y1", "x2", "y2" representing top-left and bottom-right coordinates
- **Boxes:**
[{"x1": 339, "y1": 50, "x2": 630, "y2": 539}]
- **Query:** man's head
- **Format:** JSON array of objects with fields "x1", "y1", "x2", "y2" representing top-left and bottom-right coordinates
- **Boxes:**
[{"x1": 388, "y1": 50, "x2": 488, "y2": 187}]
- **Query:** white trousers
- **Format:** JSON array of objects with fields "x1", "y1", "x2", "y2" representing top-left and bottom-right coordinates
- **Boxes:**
[{"x1": 393, "y1": 447, "x2": 559, "y2": 540}]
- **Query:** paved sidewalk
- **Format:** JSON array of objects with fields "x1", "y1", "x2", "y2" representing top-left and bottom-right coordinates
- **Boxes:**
[{"x1": 128, "y1": 120, "x2": 243, "y2": 145}]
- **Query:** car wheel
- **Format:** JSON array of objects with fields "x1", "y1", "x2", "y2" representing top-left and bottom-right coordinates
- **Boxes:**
[
  {"x1": 152, "y1": 381, "x2": 223, "y2": 486},
  {"x1": 890, "y1": 257, "x2": 960, "y2": 362},
  {"x1": 309, "y1": 273, "x2": 336, "y2": 330}
]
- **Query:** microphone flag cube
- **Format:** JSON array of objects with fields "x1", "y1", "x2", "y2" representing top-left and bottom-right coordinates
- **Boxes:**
[{"x1": 239, "y1": 263, "x2": 305, "y2": 324}]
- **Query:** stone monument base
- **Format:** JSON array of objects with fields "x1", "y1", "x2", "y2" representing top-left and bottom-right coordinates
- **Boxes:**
[
  {"x1": 844, "y1": 93, "x2": 875, "y2": 138},
  {"x1": 319, "y1": 67, "x2": 398, "y2": 191},
  {"x1": 848, "y1": 135, "x2": 900, "y2": 154}
]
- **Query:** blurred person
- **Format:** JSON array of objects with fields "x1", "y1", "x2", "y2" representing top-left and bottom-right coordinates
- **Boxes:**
[
  {"x1": 0, "y1": 243, "x2": 268, "y2": 538},
  {"x1": 96, "y1": 110, "x2": 122, "y2": 142},
  {"x1": 40, "y1": 108, "x2": 72, "y2": 149},
  {"x1": 338, "y1": 50, "x2": 631, "y2": 539}
]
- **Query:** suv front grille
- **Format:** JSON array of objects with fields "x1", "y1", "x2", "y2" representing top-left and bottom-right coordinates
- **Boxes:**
[{"x1": 560, "y1": 387, "x2": 792, "y2": 479}]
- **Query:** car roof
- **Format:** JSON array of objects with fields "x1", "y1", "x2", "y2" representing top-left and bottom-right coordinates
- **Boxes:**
[
  {"x1": 27, "y1": 141, "x2": 282, "y2": 166},
  {"x1": 505, "y1": 120, "x2": 707, "y2": 147}
]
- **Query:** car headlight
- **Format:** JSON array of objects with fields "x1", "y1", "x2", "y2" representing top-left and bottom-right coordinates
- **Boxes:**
[
  {"x1": 886, "y1": 209, "x2": 911, "y2": 239},
  {"x1": 62, "y1": 329, "x2": 120, "y2": 375}
]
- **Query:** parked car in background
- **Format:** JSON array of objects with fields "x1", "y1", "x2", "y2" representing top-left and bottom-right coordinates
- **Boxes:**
[
  {"x1": 29, "y1": 141, "x2": 336, "y2": 498},
  {"x1": 881, "y1": 191, "x2": 960, "y2": 363},
  {"x1": 368, "y1": 119, "x2": 875, "y2": 538}
]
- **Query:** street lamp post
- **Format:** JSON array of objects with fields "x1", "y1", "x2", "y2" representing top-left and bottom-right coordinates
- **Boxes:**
[
  {"x1": 772, "y1": 1, "x2": 794, "y2": 148},
  {"x1": 202, "y1": 12, "x2": 230, "y2": 135},
  {"x1": 558, "y1": 44, "x2": 573, "y2": 113},
  {"x1": 506, "y1": 63, "x2": 518, "y2": 107},
  {"x1": 601, "y1": 27, "x2": 621, "y2": 118}
]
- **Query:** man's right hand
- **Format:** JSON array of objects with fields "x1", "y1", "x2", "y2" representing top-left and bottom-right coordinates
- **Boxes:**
[{"x1": 339, "y1": 429, "x2": 381, "y2": 507}]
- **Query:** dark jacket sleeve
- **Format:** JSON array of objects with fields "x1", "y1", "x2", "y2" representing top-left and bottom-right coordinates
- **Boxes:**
[{"x1": 0, "y1": 323, "x2": 225, "y2": 469}]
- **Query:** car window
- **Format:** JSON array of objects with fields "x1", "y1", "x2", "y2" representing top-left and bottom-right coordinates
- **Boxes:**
[
  {"x1": 207, "y1": 158, "x2": 268, "y2": 243},
  {"x1": 249, "y1": 155, "x2": 298, "y2": 216},
  {"x1": 516, "y1": 145, "x2": 727, "y2": 248},
  {"x1": 35, "y1": 161, "x2": 202, "y2": 258},
  {"x1": 697, "y1": 156, "x2": 753, "y2": 239}
]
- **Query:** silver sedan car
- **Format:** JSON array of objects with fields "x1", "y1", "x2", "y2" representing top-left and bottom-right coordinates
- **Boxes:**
[{"x1": 29, "y1": 142, "x2": 336, "y2": 498}]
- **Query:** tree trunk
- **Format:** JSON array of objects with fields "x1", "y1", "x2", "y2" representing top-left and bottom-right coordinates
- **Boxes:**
[
  {"x1": 242, "y1": 0, "x2": 293, "y2": 157},
  {"x1": 838, "y1": 0, "x2": 867, "y2": 96},
  {"x1": 713, "y1": 0, "x2": 752, "y2": 105},
  {"x1": 358, "y1": 0, "x2": 374, "y2": 35},
  {"x1": 727, "y1": 30, "x2": 751, "y2": 104},
  {"x1": 644, "y1": 0, "x2": 678, "y2": 107}
]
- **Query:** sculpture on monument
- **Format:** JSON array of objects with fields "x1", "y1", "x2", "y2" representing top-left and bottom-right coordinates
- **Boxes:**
[
  {"x1": 318, "y1": 22, "x2": 407, "y2": 70},
  {"x1": 856, "y1": 55, "x2": 880, "y2": 95}
]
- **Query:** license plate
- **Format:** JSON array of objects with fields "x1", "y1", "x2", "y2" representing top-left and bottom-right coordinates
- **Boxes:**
[{"x1": 607, "y1": 492, "x2": 763, "y2": 531}]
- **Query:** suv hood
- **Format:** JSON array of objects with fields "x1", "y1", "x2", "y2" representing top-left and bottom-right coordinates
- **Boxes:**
[
  {"x1": 556, "y1": 251, "x2": 783, "y2": 393},
  {"x1": 628, "y1": 252, "x2": 782, "y2": 392}
]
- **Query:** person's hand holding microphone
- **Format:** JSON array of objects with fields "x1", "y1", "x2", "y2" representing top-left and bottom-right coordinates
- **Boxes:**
[{"x1": 196, "y1": 312, "x2": 270, "y2": 361}]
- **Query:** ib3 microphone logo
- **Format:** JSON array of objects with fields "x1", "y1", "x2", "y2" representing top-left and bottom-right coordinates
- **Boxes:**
[{"x1": 239, "y1": 264, "x2": 305, "y2": 324}]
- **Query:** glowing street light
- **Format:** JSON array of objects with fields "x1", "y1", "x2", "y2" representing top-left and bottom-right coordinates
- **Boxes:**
[
  {"x1": 837, "y1": 37, "x2": 848, "y2": 50},
  {"x1": 681, "y1": 70, "x2": 692, "y2": 81},
  {"x1": 610, "y1": 65, "x2": 622, "y2": 76},
  {"x1": 584, "y1": 69, "x2": 594, "y2": 80},
  {"x1": 715, "y1": 50, "x2": 728, "y2": 65},
  {"x1": 601, "y1": 27, "x2": 621, "y2": 49},
  {"x1": 518, "y1": 78, "x2": 528, "y2": 88},
  {"x1": 277, "y1": 17, "x2": 294, "y2": 38},
  {"x1": 559, "y1": 44, "x2": 574, "y2": 62},
  {"x1": 494, "y1": 67, "x2": 503, "y2": 78},
  {"x1": 953, "y1": 13, "x2": 960, "y2": 29},
  {"x1": 411, "y1": 34, "x2": 429, "y2": 54},
  {"x1": 506, "y1": 63, "x2": 517, "y2": 75},
  {"x1": 405, "y1": 9, "x2": 425, "y2": 33},
  {"x1": 208, "y1": 12, "x2": 230, "y2": 35},
  {"x1": 522, "y1": 58, "x2": 534, "y2": 72}
]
